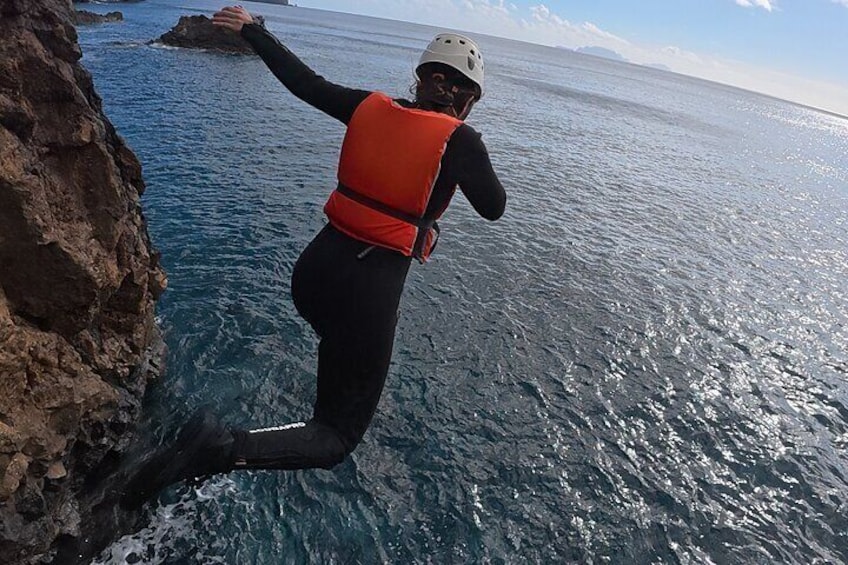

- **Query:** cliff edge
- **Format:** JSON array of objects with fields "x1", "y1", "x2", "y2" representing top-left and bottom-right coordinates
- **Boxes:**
[{"x1": 0, "y1": 0, "x2": 166, "y2": 562}]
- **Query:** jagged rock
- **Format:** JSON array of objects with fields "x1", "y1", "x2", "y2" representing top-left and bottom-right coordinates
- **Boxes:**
[
  {"x1": 0, "y1": 0, "x2": 166, "y2": 563},
  {"x1": 156, "y1": 14, "x2": 261, "y2": 53},
  {"x1": 45, "y1": 462, "x2": 66, "y2": 480},
  {"x1": 73, "y1": 10, "x2": 123, "y2": 25}
]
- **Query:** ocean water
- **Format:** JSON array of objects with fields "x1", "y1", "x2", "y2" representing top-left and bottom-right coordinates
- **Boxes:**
[{"x1": 75, "y1": 1, "x2": 848, "y2": 563}]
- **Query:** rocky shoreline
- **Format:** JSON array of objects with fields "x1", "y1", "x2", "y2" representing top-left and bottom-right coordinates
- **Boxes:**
[{"x1": 0, "y1": 0, "x2": 166, "y2": 563}]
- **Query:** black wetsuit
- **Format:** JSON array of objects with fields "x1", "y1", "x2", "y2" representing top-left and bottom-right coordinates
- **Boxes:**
[{"x1": 231, "y1": 24, "x2": 506, "y2": 470}]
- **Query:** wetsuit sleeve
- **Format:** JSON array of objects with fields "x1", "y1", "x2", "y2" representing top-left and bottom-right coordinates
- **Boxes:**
[
  {"x1": 448, "y1": 124, "x2": 506, "y2": 221},
  {"x1": 240, "y1": 23, "x2": 370, "y2": 124}
]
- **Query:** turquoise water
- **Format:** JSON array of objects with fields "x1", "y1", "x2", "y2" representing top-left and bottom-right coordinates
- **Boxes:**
[{"x1": 77, "y1": 1, "x2": 848, "y2": 563}]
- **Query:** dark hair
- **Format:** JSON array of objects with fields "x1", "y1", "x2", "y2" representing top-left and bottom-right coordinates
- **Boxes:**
[{"x1": 412, "y1": 62, "x2": 481, "y2": 117}]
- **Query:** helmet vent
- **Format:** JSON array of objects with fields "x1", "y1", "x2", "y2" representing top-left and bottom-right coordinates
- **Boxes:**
[{"x1": 418, "y1": 32, "x2": 484, "y2": 95}]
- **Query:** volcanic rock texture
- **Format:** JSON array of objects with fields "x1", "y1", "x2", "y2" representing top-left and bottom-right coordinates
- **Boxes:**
[{"x1": 0, "y1": 0, "x2": 166, "y2": 562}]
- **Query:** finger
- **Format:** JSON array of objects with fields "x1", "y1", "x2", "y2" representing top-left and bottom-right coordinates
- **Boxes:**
[
  {"x1": 211, "y1": 17, "x2": 239, "y2": 29},
  {"x1": 212, "y1": 12, "x2": 243, "y2": 22},
  {"x1": 217, "y1": 7, "x2": 250, "y2": 21},
  {"x1": 211, "y1": 15, "x2": 238, "y2": 24}
]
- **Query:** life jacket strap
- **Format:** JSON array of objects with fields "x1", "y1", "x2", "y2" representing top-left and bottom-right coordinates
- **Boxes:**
[
  {"x1": 336, "y1": 183, "x2": 438, "y2": 261},
  {"x1": 412, "y1": 219, "x2": 439, "y2": 260},
  {"x1": 336, "y1": 183, "x2": 426, "y2": 227}
]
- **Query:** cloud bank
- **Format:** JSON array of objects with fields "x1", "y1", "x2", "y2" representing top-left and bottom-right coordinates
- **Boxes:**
[
  {"x1": 734, "y1": 0, "x2": 776, "y2": 11},
  {"x1": 302, "y1": 0, "x2": 848, "y2": 116}
]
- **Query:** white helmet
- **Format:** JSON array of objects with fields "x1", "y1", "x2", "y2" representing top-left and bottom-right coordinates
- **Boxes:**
[{"x1": 416, "y1": 33, "x2": 484, "y2": 95}]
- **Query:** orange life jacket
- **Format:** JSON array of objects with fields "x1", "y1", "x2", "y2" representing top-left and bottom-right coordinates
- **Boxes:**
[{"x1": 324, "y1": 92, "x2": 462, "y2": 261}]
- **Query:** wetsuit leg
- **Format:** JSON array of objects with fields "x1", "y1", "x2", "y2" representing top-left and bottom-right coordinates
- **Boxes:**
[
  {"x1": 311, "y1": 296, "x2": 399, "y2": 447},
  {"x1": 233, "y1": 225, "x2": 410, "y2": 469},
  {"x1": 232, "y1": 419, "x2": 348, "y2": 470}
]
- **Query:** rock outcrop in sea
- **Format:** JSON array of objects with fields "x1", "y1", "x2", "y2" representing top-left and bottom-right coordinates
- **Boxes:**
[
  {"x1": 0, "y1": 0, "x2": 166, "y2": 563},
  {"x1": 73, "y1": 10, "x2": 123, "y2": 25},
  {"x1": 156, "y1": 14, "x2": 262, "y2": 53}
]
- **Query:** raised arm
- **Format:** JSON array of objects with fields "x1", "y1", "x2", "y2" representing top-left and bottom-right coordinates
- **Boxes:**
[
  {"x1": 213, "y1": 6, "x2": 369, "y2": 124},
  {"x1": 450, "y1": 125, "x2": 506, "y2": 221}
]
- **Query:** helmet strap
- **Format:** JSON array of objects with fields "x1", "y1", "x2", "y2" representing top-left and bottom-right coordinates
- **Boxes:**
[{"x1": 414, "y1": 70, "x2": 479, "y2": 119}]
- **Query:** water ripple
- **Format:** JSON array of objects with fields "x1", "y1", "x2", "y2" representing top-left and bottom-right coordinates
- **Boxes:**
[{"x1": 78, "y1": 1, "x2": 848, "y2": 563}]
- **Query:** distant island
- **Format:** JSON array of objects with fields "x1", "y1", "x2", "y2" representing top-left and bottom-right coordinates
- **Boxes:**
[
  {"x1": 645, "y1": 63, "x2": 672, "y2": 72},
  {"x1": 575, "y1": 46, "x2": 626, "y2": 62},
  {"x1": 558, "y1": 45, "x2": 673, "y2": 74}
]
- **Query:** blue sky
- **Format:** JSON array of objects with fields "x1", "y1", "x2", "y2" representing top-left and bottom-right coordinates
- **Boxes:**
[{"x1": 300, "y1": 0, "x2": 848, "y2": 116}]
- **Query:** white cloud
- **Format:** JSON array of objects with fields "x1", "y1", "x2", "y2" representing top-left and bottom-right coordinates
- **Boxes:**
[
  {"x1": 734, "y1": 0, "x2": 775, "y2": 11},
  {"x1": 304, "y1": 0, "x2": 629, "y2": 49},
  {"x1": 302, "y1": 0, "x2": 848, "y2": 116},
  {"x1": 582, "y1": 22, "x2": 630, "y2": 44},
  {"x1": 524, "y1": 3, "x2": 630, "y2": 46}
]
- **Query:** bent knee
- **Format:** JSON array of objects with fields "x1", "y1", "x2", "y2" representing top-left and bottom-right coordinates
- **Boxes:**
[{"x1": 311, "y1": 420, "x2": 358, "y2": 469}]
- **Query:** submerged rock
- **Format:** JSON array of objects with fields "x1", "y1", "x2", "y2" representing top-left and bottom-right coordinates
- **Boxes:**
[
  {"x1": 73, "y1": 10, "x2": 123, "y2": 25},
  {"x1": 0, "y1": 0, "x2": 166, "y2": 563},
  {"x1": 156, "y1": 14, "x2": 262, "y2": 54}
]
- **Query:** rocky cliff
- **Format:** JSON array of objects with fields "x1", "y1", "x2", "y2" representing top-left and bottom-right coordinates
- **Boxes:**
[{"x1": 0, "y1": 0, "x2": 166, "y2": 563}]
